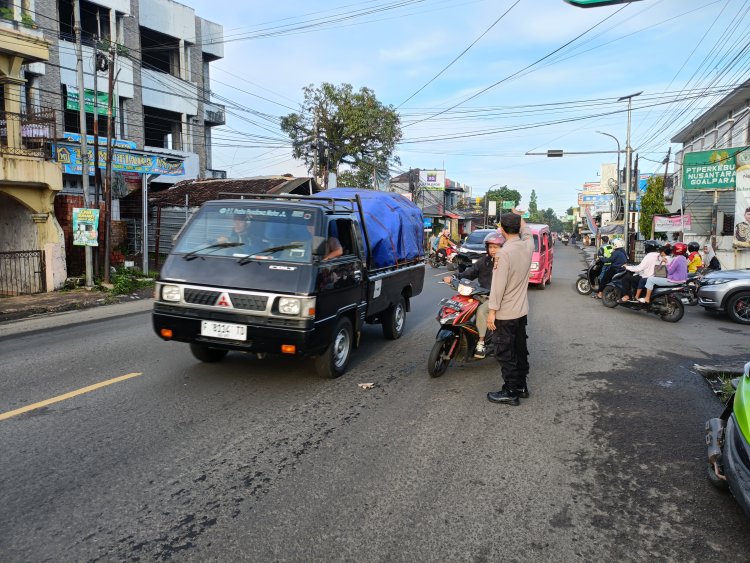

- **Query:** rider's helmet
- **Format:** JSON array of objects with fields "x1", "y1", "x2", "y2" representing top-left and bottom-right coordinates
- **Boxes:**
[
  {"x1": 687, "y1": 241, "x2": 700, "y2": 253},
  {"x1": 483, "y1": 231, "x2": 505, "y2": 252},
  {"x1": 672, "y1": 242, "x2": 688, "y2": 256},
  {"x1": 644, "y1": 240, "x2": 660, "y2": 253},
  {"x1": 611, "y1": 238, "x2": 625, "y2": 249}
]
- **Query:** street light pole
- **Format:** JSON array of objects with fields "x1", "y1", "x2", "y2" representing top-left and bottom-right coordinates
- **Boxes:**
[
  {"x1": 619, "y1": 91, "x2": 642, "y2": 247},
  {"x1": 596, "y1": 131, "x2": 620, "y2": 221}
]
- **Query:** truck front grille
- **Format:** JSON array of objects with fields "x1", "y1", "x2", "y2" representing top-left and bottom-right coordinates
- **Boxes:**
[
  {"x1": 184, "y1": 288, "x2": 220, "y2": 305},
  {"x1": 229, "y1": 294, "x2": 268, "y2": 311}
]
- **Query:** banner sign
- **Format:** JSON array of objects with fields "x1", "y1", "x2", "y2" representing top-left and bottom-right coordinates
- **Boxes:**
[
  {"x1": 653, "y1": 214, "x2": 692, "y2": 233},
  {"x1": 735, "y1": 149, "x2": 750, "y2": 248},
  {"x1": 423, "y1": 217, "x2": 433, "y2": 228},
  {"x1": 66, "y1": 87, "x2": 113, "y2": 117},
  {"x1": 682, "y1": 148, "x2": 747, "y2": 190},
  {"x1": 584, "y1": 205, "x2": 597, "y2": 234},
  {"x1": 420, "y1": 170, "x2": 445, "y2": 191},
  {"x1": 502, "y1": 200, "x2": 515, "y2": 209},
  {"x1": 72, "y1": 208, "x2": 100, "y2": 246},
  {"x1": 62, "y1": 131, "x2": 136, "y2": 150},
  {"x1": 56, "y1": 143, "x2": 185, "y2": 176}
]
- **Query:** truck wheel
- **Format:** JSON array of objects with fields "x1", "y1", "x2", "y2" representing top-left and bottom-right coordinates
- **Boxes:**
[
  {"x1": 314, "y1": 317, "x2": 353, "y2": 378},
  {"x1": 382, "y1": 296, "x2": 406, "y2": 340},
  {"x1": 190, "y1": 343, "x2": 228, "y2": 363}
]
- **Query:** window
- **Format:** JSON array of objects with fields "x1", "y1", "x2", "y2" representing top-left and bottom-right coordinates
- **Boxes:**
[{"x1": 328, "y1": 219, "x2": 355, "y2": 257}]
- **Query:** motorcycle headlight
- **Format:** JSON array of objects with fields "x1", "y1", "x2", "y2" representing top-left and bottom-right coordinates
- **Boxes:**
[
  {"x1": 278, "y1": 297, "x2": 301, "y2": 315},
  {"x1": 457, "y1": 284, "x2": 473, "y2": 296},
  {"x1": 530, "y1": 261, "x2": 539, "y2": 271},
  {"x1": 161, "y1": 284, "x2": 181, "y2": 302}
]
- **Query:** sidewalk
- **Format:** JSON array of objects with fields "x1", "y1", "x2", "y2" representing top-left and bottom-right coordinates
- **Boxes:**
[{"x1": 0, "y1": 287, "x2": 154, "y2": 325}]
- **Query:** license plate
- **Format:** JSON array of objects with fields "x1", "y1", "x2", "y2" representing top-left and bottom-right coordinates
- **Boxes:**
[{"x1": 201, "y1": 320, "x2": 247, "y2": 341}]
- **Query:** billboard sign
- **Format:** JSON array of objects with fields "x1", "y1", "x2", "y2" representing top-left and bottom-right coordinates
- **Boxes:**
[
  {"x1": 653, "y1": 214, "x2": 692, "y2": 233},
  {"x1": 56, "y1": 143, "x2": 185, "y2": 176},
  {"x1": 72, "y1": 208, "x2": 100, "y2": 246},
  {"x1": 420, "y1": 170, "x2": 445, "y2": 191},
  {"x1": 682, "y1": 148, "x2": 748, "y2": 190}
]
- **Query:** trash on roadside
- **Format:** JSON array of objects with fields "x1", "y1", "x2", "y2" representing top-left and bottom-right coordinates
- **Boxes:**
[{"x1": 358, "y1": 383, "x2": 375, "y2": 390}]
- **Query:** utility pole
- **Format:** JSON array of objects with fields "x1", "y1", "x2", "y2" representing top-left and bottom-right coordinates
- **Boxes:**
[
  {"x1": 619, "y1": 91, "x2": 642, "y2": 248},
  {"x1": 73, "y1": 0, "x2": 93, "y2": 287},
  {"x1": 103, "y1": 41, "x2": 116, "y2": 283}
]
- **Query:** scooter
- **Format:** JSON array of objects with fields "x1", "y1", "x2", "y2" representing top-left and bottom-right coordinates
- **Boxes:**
[
  {"x1": 428, "y1": 245, "x2": 458, "y2": 270},
  {"x1": 575, "y1": 258, "x2": 603, "y2": 295},
  {"x1": 706, "y1": 360, "x2": 750, "y2": 519},
  {"x1": 428, "y1": 278, "x2": 494, "y2": 378},
  {"x1": 681, "y1": 272, "x2": 701, "y2": 306},
  {"x1": 601, "y1": 269, "x2": 685, "y2": 322}
]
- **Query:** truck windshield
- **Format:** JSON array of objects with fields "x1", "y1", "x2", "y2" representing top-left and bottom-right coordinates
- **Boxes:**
[{"x1": 172, "y1": 203, "x2": 322, "y2": 263}]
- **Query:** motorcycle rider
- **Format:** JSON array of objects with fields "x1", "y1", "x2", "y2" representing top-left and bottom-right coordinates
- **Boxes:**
[
  {"x1": 640, "y1": 242, "x2": 688, "y2": 304},
  {"x1": 596, "y1": 238, "x2": 628, "y2": 299},
  {"x1": 436, "y1": 228, "x2": 456, "y2": 263},
  {"x1": 619, "y1": 240, "x2": 661, "y2": 303},
  {"x1": 687, "y1": 241, "x2": 703, "y2": 273},
  {"x1": 443, "y1": 232, "x2": 505, "y2": 359}
]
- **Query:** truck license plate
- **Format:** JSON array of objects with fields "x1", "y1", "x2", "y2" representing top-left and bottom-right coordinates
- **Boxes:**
[{"x1": 201, "y1": 321, "x2": 247, "y2": 341}]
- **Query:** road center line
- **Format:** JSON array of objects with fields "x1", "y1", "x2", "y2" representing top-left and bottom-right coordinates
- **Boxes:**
[{"x1": 0, "y1": 372, "x2": 143, "y2": 421}]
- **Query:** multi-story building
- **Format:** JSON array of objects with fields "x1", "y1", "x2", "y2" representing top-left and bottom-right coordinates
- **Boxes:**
[{"x1": 0, "y1": 0, "x2": 226, "y2": 287}]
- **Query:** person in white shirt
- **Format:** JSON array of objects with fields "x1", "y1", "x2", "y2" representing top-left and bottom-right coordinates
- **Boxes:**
[{"x1": 619, "y1": 240, "x2": 663, "y2": 303}]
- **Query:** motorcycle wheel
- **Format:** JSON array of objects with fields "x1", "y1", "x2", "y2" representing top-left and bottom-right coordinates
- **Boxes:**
[
  {"x1": 576, "y1": 278, "x2": 591, "y2": 295},
  {"x1": 429, "y1": 256, "x2": 440, "y2": 268},
  {"x1": 660, "y1": 295, "x2": 685, "y2": 323},
  {"x1": 428, "y1": 338, "x2": 454, "y2": 378},
  {"x1": 602, "y1": 285, "x2": 620, "y2": 308}
]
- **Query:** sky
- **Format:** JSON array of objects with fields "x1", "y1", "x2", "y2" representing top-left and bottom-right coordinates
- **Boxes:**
[{"x1": 186, "y1": 0, "x2": 749, "y2": 217}]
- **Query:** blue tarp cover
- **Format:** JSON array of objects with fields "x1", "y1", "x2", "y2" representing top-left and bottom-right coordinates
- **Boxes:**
[{"x1": 316, "y1": 188, "x2": 424, "y2": 269}]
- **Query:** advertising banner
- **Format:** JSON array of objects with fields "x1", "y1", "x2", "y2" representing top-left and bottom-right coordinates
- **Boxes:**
[
  {"x1": 56, "y1": 143, "x2": 185, "y2": 176},
  {"x1": 682, "y1": 148, "x2": 747, "y2": 190},
  {"x1": 502, "y1": 200, "x2": 515, "y2": 209},
  {"x1": 734, "y1": 149, "x2": 750, "y2": 248},
  {"x1": 66, "y1": 87, "x2": 113, "y2": 117},
  {"x1": 600, "y1": 163, "x2": 618, "y2": 193},
  {"x1": 72, "y1": 208, "x2": 100, "y2": 246},
  {"x1": 653, "y1": 214, "x2": 692, "y2": 233},
  {"x1": 62, "y1": 131, "x2": 136, "y2": 150},
  {"x1": 420, "y1": 170, "x2": 445, "y2": 191},
  {"x1": 582, "y1": 181, "x2": 602, "y2": 195}
]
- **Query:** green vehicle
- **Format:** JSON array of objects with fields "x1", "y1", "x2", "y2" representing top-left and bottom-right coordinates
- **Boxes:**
[{"x1": 706, "y1": 361, "x2": 750, "y2": 518}]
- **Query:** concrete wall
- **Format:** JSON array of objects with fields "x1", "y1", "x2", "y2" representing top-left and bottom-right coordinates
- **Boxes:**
[
  {"x1": 123, "y1": 0, "x2": 144, "y2": 146},
  {"x1": 87, "y1": 0, "x2": 131, "y2": 14},
  {"x1": 199, "y1": 17, "x2": 223, "y2": 60},
  {"x1": 141, "y1": 68, "x2": 197, "y2": 115},
  {"x1": 139, "y1": 0, "x2": 195, "y2": 42},
  {"x1": 57, "y1": 40, "x2": 135, "y2": 99}
]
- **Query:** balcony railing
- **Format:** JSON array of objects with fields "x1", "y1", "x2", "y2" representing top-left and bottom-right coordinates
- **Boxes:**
[{"x1": 0, "y1": 109, "x2": 56, "y2": 158}]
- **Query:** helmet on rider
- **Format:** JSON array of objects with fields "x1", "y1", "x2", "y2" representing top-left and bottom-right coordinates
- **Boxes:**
[
  {"x1": 687, "y1": 241, "x2": 700, "y2": 253},
  {"x1": 483, "y1": 231, "x2": 505, "y2": 252},
  {"x1": 611, "y1": 238, "x2": 625, "y2": 249},
  {"x1": 672, "y1": 242, "x2": 688, "y2": 256},
  {"x1": 644, "y1": 240, "x2": 660, "y2": 253}
]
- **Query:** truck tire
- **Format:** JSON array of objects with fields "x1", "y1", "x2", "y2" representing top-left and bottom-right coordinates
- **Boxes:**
[
  {"x1": 314, "y1": 317, "x2": 353, "y2": 378},
  {"x1": 190, "y1": 343, "x2": 228, "y2": 363},
  {"x1": 382, "y1": 296, "x2": 406, "y2": 340}
]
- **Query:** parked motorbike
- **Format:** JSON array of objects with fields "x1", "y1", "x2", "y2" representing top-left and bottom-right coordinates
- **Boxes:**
[
  {"x1": 681, "y1": 272, "x2": 701, "y2": 306},
  {"x1": 428, "y1": 278, "x2": 494, "y2": 378},
  {"x1": 601, "y1": 269, "x2": 685, "y2": 322},
  {"x1": 706, "y1": 360, "x2": 750, "y2": 519},
  {"x1": 428, "y1": 245, "x2": 458, "y2": 270},
  {"x1": 575, "y1": 258, "x2": 603, "y2": 296}
]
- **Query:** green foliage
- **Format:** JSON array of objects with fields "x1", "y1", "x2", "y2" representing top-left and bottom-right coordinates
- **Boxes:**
[
  {"x1": 529, "y1": 189, "x2": 539, "y2": 215},
  {"x1": 638, "y1": 176, "x2": 668, "y2": 237},
  {"x1": 0, "y1": 7, "x2": 14, "y2": 19},
  {"x1": 484, "y1": 186, "x2": 522, "y2": 208},
  {"x1": 280, "y1": 83, "x2": 401, "y2": 185},
  {"x1": 338, "y1": 166, "x2": 375, "y2": 189},
  {"x1": 107, "y1": 267, "x2": 154, "y2": 295},
  {"x1": 21, "y1": 12, "x2": 35, "y2": 28}
]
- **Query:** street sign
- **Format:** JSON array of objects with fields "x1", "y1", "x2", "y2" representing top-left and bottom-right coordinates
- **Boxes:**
[
  {"x1": 502, "y1": 201, "x2": 514, "y2": 209},
  {"x1": 564, "y1": 0, "x2": 642, "y2": 7}
]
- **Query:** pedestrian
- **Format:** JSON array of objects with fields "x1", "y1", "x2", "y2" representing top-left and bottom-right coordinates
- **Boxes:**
[{"x1": 486, "y1": 210, "x2": 534, "y2": 406}]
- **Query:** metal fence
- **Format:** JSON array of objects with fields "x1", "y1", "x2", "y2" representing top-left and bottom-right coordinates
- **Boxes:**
[
  {"x1": 0, "y1": 250, "x2": 46, "y2": 296},
  {"x1": 0, "y1": 109, "x2": 56, "y2": 158}
]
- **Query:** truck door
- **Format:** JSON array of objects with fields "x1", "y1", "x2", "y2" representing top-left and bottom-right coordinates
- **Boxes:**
[{"x1": 315, "y1": 218, "x2": 365, "y2": 325}]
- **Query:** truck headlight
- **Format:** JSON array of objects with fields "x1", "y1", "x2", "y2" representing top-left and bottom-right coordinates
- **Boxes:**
[
  {"x1": 530, "y1": 261, "x2": 539, "y2": 271},
  {"x1": 161, "y1": 284, "x2": 181, "y2": 302},
  {"x1": 278, "y1": 297, "x2": 301, "y2": 315}
]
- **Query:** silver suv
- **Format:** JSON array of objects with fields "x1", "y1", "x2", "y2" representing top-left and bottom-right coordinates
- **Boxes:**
[{"x1": 697, "y1": 268, "x2": 750, "y2": 325}]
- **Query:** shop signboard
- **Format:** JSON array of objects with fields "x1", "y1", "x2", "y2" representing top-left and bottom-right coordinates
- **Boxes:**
[
  {"x1": 682, "y1": 148, "x2": 747, "y2": 190},
  {"x1": 72, "y1": 208, "x2": 100, "y2": 246},
  {"x1": 55, "y1": 143, "x2": 185, "y2": 176},
  {"x1": 66, "y1": 87, "x2": 113, "y2": 117},
  {"x1": 420, "y1": 170, "x2": 445, "y2": 191}
]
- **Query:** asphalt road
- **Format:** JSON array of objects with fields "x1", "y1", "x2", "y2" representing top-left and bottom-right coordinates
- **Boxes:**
[{"x1": 1, "y1": 245, "x2": 749, "y2": 561}]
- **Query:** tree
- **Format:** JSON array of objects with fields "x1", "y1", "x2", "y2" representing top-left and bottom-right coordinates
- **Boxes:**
[
  {"x1": 529, "y1": 189, "x2": 538, "y2": 214},
  {"x1": 638, "y1": 176, "x2": 668, "y2": 237},
  {"x1": 484, "y1": 186, "x2": 521, "y2": 210},
  {"x1": 338, "y1": 165, "x2": 375, "y2": 189},
  {"x1": 280, "y1": 83, "x2": 402, "y2": 188}
]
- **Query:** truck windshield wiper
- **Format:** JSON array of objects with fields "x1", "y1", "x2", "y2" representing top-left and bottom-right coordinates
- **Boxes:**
[
  {"x1": 237, "y1": 243, "x2": 304, "y2": 265},
  {"x1": 182, "y1": 241, "x2": 243, "y2": 261}
]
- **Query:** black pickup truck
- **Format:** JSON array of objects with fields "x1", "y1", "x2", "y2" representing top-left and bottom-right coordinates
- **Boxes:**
[{"x1": 153, "y1": 189, "x2": 425, "y2": 378}]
